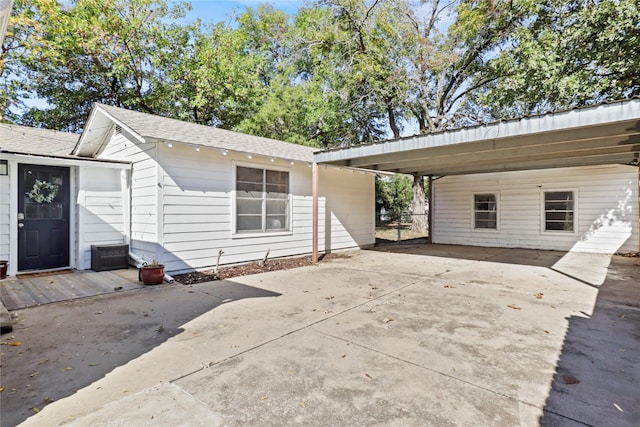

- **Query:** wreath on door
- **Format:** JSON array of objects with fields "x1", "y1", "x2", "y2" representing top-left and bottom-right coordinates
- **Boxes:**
[{"x1": 26, "y1": 179, "x2": 59, "y2": 203}]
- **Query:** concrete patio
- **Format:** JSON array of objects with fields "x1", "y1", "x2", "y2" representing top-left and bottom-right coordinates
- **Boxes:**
[{"x1": 6, "y1": 245, "x2": 639, "y2": 427}]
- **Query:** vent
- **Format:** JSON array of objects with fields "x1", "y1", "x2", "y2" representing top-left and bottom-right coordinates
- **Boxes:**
[
  {"x1": 91, "y1": 244, "x2": 129, "y2": 271},
  {"x1": 114, "y1": 125, "x2": 122, "y2": 135}
]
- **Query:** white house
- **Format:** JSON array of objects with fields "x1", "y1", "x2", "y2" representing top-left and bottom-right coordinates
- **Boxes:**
[
  {"x1": 72, "y1": 104, "x2": 374, "y2": 273},
  {"x1": 1, "y1": 105, "x2": 375, "y2": 277},
  {"x1": 315, "y1": 98, "x2": 640, "y2": 254},
  {"x1": 3, "y1": 98, "x2": 638, "y2": 277},
  {"x1": 0, "y1": 124, "x2": 130, "y2": 276}
]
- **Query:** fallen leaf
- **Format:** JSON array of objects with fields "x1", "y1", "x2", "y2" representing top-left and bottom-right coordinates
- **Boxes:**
[
  {"x1": 299, "y1": 400, "x2": 306, "y2": 408},
  {"x1": 0, "y1": 386, "x2": 4, "y2": 392},
  {"x1": 535, "y1": 293, "x2": 544, "y2": 299},
  {"x1": 88, "y1": 363, "x2": 100, "y2": 367},
  {"x1": 382, "y1": 317, "x2": 394, "y2": 324},
  {"x1": 544, "y1": 330, "x2": 550, "y2": 334},
  {"x1": 33, "y1": 407, "x2": 40, "y2": 413},
  {"x1": 341, "y1": 354, "x2": 346, "y2": 358},
  {"x1": 324, "y1": 296, "x2": 335, "y2": 300},
  {"x1": 365, "y1": 373, "x2": 373, "y2": 379},
  {"x1": 61, "y1": 367, "x2": 73, "y2": 371},
  {"x1": 1, "y1": 341, "x2": 22, "y2": 346},
  {"x1": 444, "y1": 285, "x2": 456, "y2": 288},
  {"x1": 29, "y1": 371, "x2": 39, "y2": 378},
  {"x1": 507, "y1": 304, "x2": 522, "y2": 310},
  {"x1": 38, "y1": 359, "x2": 49, "y2": 365},
  {"x1": 562, "y1": 375, "x2": 580, "y2": 385}
]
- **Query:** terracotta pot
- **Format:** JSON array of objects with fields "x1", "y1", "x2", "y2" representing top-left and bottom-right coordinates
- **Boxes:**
[
  {"x1": 0, "y1": 260, "x2": 7, "y2": 280},
  {"x1": 140, "y1": 265, "x2": 164, "y2": 285}
]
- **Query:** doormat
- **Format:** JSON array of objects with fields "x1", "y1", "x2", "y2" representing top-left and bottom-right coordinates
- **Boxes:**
[{"x1": 16, "y1": 269, "x2": 74, "y2": 279}]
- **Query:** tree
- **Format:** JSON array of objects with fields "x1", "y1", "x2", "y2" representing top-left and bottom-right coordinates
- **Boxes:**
[
  {"x1": 472, "y1": 0, "x2": 640, "y2": 117},
  {"x1": 2, "y1": 0, "x2": 193, "y2": 131},
  {"x1": 375, "y1": 174, "x2": 413, "y2": 215}
]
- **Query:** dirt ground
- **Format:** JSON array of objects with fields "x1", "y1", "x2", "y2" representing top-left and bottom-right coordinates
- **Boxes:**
[
  {"x1": 173, "y1": 253, "x2": 349, "y2": 285},
  {"x1": 375, "y1": 223, "x2": 428, "y2": 244}
]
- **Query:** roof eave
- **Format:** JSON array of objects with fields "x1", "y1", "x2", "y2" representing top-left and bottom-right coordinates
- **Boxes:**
[{"x1": 74, "y1": 104, "x2": 146, "y2": 157}]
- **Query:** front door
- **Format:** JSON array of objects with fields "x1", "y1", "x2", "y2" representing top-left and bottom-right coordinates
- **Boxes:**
[{"x1": 18, "y1": 164, "x2": 70, "y2": 271}]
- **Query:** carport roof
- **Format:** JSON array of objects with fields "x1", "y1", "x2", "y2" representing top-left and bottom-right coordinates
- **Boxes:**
[{"x1": 313, "y1": 98, "x2": 640, "y2": 176}]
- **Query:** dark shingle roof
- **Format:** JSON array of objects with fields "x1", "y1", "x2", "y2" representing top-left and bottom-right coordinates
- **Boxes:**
[
  {"x1": 0, "y1": 124, "x2": 79, "y2": 156},
  {"x1": 96, "y1": 104, "x2": 316, "y2": 162}
]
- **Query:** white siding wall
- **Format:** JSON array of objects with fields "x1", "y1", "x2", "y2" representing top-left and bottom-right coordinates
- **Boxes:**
[
  {"x1": 433, "y1": 165, "x2": 639, "y2": 253},
  {"x1": 157, "y1": 144, "x2": 375, "y2": 273},
  {"x1": 320, "y1": 165, "x2": 375, "y2": 250},
  {"x1": 97, "y1": 129, "x2": 158, "y2": 261},
  {"x1": 0, "y1": 169, "x2": 9, "y2": 261},
  {"x1": 77, "y1": 167, "x2": 127, "y2": 269}
]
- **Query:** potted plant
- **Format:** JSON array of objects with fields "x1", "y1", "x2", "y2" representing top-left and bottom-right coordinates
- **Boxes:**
[{"x1": 139, "y1": 259, "x2": 164, "y2": 285}]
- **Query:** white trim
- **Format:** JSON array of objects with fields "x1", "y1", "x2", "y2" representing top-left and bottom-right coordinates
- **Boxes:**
[
  {"x1": 540, "y1": 188, "x2": 579, "y2": 235},
  {"x1": 155, "y1": 146, "x2": 164, "y2": 263},
  {"x1": 121, "y1": 168, "x2": 132, "y2": 246},
  {"x1": 472, "y1": 192, "x2": 500, "y2": 231},
  {"x1": 232, "y1": 161, "x2": 293, "y2": 238},
  {"x1": 0, "y1": 152, "x2": 129, "y2": 169},
  {"x1": 69, "y1": 166, "x2": 78, "y2": 270},
  {"x1": 8, "y1": 159, "x2": 17, "y2": 276}
]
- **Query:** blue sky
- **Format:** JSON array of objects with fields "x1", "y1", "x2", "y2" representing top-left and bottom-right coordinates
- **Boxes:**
[{"x1": 181, "y1": 0, "x2": 305, "y2": 23}]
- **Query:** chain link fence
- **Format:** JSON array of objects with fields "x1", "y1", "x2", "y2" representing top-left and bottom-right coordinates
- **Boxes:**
[{"x1": 375, "y1": 210, "x2": 429, "y2": 244}]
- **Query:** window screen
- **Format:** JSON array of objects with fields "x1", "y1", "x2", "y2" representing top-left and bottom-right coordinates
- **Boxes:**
[
  {"x1": 544, "y1": 191, "x2": 574, "y2": 232},
  {"x1": 236, "y1": 166, "x2": 289, "y2": 233},
  {"x1": 474, "y1": 194, "x2": 497, "y2": 229}
]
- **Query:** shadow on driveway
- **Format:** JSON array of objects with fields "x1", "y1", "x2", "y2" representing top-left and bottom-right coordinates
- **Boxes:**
[
  {"x1": 370, "y1": 243, "x2": 567, "y2": 268},
  {"x1": 0, "y1": 280, "x2": 280, "y2": 427},
  {"x1": 540, "y1": 255, "x2": 640, "y2": 426}
]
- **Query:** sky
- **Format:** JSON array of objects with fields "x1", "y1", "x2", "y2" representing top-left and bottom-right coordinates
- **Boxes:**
[{"x1": 180, "y1": 0, "x2": 305, "y2": 23}]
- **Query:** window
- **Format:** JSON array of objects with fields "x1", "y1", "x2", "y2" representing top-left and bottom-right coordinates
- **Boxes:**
[
  {"x1": 474, "y1": 194, "x2": 497, "y2": 229},
  {"x1": 236, "y1": 166, "x2": 289, "y2": 233},
  {"x1": 544, "y1": 191, "x2": 574, "y2": 232}
]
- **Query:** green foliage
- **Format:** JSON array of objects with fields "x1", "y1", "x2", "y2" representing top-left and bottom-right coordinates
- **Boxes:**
[
  {"x1": 2, "y1": 0, "x2": 638, "y2": 138},
  {"x1": 375, "y1": 174, "x2": 413, "y2": 214},
  {"x1": 2, "y1": 0, "x2": 193, "y2": 130},
  {"x1": 474, "y1": 0, "x2": 640, "y2": 116}
]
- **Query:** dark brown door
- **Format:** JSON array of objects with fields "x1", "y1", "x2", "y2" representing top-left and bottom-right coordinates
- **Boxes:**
[{"x1": 18, "y1": 164, "x2": 70, "y2": 271}]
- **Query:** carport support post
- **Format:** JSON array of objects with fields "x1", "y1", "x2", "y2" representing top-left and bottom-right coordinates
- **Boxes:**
[
  {"x1": 312, "y1": 162, "x2": 319, "y2": 263},
  {"x1": 427, "y1": 175, "x2": 433, "y2": 244}
]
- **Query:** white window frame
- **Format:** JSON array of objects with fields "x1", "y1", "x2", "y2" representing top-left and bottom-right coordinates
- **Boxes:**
[
  {"x1": 232, "y1": 162, "x2": 293, "y2": 238},
  {"x1": 473, "y1": 192, "x2": 500, "y2": 231},
  {"x1": 541, "y1": 189, "x2": 578, "y2": 235}
]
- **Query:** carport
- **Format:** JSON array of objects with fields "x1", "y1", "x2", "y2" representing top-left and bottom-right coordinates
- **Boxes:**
[{"x1": 311, "y1": 98, "x2": 640, "y2": 260}]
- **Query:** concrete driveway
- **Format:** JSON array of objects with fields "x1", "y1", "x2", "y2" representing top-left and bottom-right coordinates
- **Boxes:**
[{"x1": 16, "y1": 245, "x2": 640, "y2": 426}]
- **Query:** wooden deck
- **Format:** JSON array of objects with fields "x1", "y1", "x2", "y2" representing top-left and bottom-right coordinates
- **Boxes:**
[{"x1": 0, "y1": 268, "x2": 144, "y2": 310}]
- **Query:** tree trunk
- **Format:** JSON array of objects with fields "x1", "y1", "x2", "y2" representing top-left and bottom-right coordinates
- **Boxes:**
[
  {"x1": 387, "y1": 100, "x2": 400, "y2": 139},
  {"x1": 410, "y1": 173, "x2": 428, "y2": 232}
]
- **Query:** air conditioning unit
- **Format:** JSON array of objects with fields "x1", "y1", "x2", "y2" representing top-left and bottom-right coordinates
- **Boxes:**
[{"x1": 91, "y1": 244, "x2": 129, "y2": 271}]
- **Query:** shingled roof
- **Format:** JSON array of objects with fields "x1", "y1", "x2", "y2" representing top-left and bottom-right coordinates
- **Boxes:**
[
  {"x1": 0, "y1": 124, "x2": 79, "y2": 157},
  {"x1": 79, "y1": 104, "x2": 316, "y2": 162}
]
